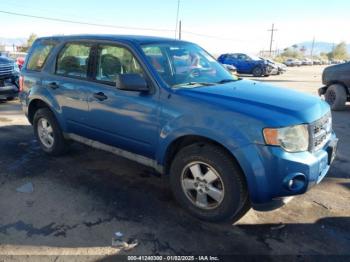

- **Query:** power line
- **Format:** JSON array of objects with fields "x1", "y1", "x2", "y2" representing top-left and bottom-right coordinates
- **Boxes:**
[
  {"x1": 182, "y1": 30, "x2": 248, "y2": 42},
  {"x1": 0, "y1": 9, "x2": 247, "y2": 43},
  {"x1": 0, "y1": 10, "x2": 174, "y2": 33}
]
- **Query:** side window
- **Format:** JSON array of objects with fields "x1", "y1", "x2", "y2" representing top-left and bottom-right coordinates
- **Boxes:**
[
  {"x1": 142, "y1": 46, "x2": 166, "y2": 74},
  {"x1": 27, "y1": 42, "x2": 55, "y2": 71},
  {"x1": 56, "y1": 43, "x2": 92, "y2": 78},
  {"x1": 237, "y1": 54, "x2": 246, "y2": 60},
  {"x1": 96, "y1": 45, "x2": 144, "y2": 83}
]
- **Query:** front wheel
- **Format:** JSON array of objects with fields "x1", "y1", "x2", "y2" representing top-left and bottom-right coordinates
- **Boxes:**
[
  {"x1": 170, "y1": 143, "x2": 249, "y2": 223},
  {"x1": 252, "y1": 67, "x2": 263, "y2": 77},
  {"x1": 33, "y1": 108, "x2": 69, "y2": 156}
]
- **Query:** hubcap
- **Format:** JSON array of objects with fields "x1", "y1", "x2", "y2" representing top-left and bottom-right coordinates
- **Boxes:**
[
  {"x1": 327, "y1": 90, "x2": 336, "y2": 104},
  {"x1": 181, "y1": 161, "x2": 224, "y2": 210},
  {"x1": 37, "y1": 118, "x2": 54, "y2": 148}
]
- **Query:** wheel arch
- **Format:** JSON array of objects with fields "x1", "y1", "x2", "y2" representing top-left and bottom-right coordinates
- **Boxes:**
[
  {"x1": 28, "y1": 99, "x2": 52, "y2": 124},
  {"x1": 27, "y1": 98, "x2": 66, "y2": 131},
  {"x1": 326, "y1": 81, "x2": 349, "y2": 95},
  {"x1": 162, "y1": 135, "x2": 248, "y2": 187}
]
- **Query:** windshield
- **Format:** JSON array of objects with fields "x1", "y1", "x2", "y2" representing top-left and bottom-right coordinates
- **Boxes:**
[
  {"x1": 249, "y1": 55, "x2": 262, "y2": 61},
  {"x1": 141, "y1": 42, "x2": 238, "y2": 88}
]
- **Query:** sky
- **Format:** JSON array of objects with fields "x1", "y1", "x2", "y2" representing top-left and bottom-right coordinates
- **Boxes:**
[{"x1": 1, "y1": 0, "x2": 350, "y2": 54}]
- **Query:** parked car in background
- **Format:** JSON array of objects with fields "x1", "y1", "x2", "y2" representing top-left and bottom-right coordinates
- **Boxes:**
[
  {"x1": 217, "y1": 53, "x2": 275, "y2": 77},
  {"x1": 302, "y1": 58, "x2": 313, "y2": 66},
  {"x1": 319, "y1": 62, "x2": 350, "y2": 110},
  {"x1": 222, "y1": 64, "x2": 237, "y2": 75},
  {"x1": 260, "y1": 57, "x2": 286, "y2": 75},
  {"x1": 0, "y1": 55, "x2": 19, "y2": 100},
  {"x1": 20, "y1": 35, "x2": 337, "y2": 222},
  {"x1": 284, "y1": 58, "x2": 302, "y2": 67},
  {"x1": 313, "y1": 59, "x2": 322, "y2": 65}
]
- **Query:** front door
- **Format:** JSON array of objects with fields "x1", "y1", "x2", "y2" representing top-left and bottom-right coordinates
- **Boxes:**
[{"x1": 85, "y1": 44, "x2": 160, "y2": 158}]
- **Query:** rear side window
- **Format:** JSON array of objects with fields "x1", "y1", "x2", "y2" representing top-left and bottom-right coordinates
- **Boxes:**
[
  {"x1": 56, "y1": 43, "x2": 92, "y2": 78},
  {"x1": 27, "y1": 42, "x2": 55, "y2": 71}
]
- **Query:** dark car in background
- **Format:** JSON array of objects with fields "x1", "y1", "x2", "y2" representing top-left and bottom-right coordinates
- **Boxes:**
[
  {"x1": 218, "y1": 53, "x2": 276, "y2": 77},
  {"x1": 319, "y1": 62, "x2": 350, "y2": 110},
  {"x1": 0, "y1": 56, "x2": 19, "y2": 101}
]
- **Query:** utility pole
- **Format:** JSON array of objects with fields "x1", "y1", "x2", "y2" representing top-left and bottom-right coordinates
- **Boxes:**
[
  {"x1": 268, "y1": 23, "x2": 277, "y2": 57},
  {"x1": 310, "y1": 37, "x2": 315, "y2": 59},
  {"x1": 175, "y1": 0, "x2": 180, "y2": 39},
  {"x1": 179, "y1": 20, "x2": 182, "y2": 40}
]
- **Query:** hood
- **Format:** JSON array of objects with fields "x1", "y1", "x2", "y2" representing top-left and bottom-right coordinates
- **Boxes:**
[
  {"x1": 0, "y1": 56, "x2": 14, "y2": 64},
  {"x1": 178, "y1": 79, "x2": 329, "y2": 126}
]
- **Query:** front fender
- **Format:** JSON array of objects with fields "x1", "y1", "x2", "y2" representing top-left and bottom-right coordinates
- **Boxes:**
[{"x1": 156, "y1": 119, "x2": 251, "y2": 168}]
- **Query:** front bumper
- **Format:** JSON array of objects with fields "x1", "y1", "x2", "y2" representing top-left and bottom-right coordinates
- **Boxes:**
[
  {"x1": 235, "y1": 133, "x2": 338, "y2": 209},
  {"x1": 0, "y1": 80, "x2": 18, "y2": 99}
]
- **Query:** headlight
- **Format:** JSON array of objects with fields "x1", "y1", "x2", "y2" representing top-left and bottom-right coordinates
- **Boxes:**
[{"x1": 263, "y1": 124, "x2": 309, "y2": 152}]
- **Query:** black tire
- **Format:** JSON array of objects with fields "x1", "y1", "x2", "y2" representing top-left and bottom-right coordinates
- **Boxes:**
[
  {"x1": 252, "y1": 67, "x2": 263, "y2": 77},
  {"x1": 33, "y1": 108, "x2": 69, "y2": 156},
  {"x1": 325, "y1": 84, "x2": 347, "y2": 111},
  {"x1": 169, "y1": 143, "x2": 249, "y2": 223}
]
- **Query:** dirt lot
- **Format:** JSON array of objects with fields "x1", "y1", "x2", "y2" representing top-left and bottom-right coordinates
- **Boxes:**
[{"x1": 0, "y1": 65, "x2": 349, "y2": 261}]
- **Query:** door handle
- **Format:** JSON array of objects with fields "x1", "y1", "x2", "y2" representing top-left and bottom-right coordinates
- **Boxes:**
[
  {"x1": 93, "y1": 92, "x2": 108, "y2": 101},
  {"x1": 48, "y1": 82, "x2": 59, "y2": 89}
]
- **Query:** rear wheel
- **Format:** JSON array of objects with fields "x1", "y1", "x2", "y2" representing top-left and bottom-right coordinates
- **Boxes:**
[
  {"x1": 170, "y1": 143, "x2": 249, "y2": 222},
  {"x1": 325, "y1": 84, "x2": 347, "y2": 111},
  {"x1": 252, "y1": 67, "x2": 263, "y2": 77},
  {"x1": 33, "y1": 108, "x2": 69, "y2": 156}
]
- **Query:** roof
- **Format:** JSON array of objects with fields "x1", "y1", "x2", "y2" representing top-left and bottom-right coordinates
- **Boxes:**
[{"x1": 37, "y1": 34, "x2": 188, "y2": 45}]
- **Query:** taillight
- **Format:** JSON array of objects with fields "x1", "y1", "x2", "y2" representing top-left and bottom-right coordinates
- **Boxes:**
[{"x1": 19, "y1": 75, "x2": 24, "y2": 92}]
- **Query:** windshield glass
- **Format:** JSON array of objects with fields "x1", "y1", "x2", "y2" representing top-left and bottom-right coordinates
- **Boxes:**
[
  {"x1": 141, "y1": 42, "x2": 238, "y2": 88},
  {"x1": 249, "y1": 55, "x2": 262, "y2": 61}
]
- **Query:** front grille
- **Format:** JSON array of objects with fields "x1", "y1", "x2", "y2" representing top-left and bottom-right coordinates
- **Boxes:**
[
  {"x1": 0, "y1": 63, "x2": 14, "y2": 76},
  {"x1": 309, "y1": 112, "x2": 332, "y2": 152}
]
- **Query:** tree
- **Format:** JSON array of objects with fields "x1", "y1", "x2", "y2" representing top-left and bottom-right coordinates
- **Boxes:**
[
  {"x1": 281, "y1": 47, "x2": 302, "y2": 58},
  {"x1": 27, "y1": 33, "x2": 38, "y2": 47},
  {"x1": 327, "y1": 42, "x2": 348, "y2": 60},
  {"x1": 19, "y1": 33, "x2": 38, "y2": 52}
]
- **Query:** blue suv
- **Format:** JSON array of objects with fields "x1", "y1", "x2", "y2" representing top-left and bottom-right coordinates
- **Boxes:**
[
  {"x1": 20, "y1": 35, "x2": 338, "y2": 222},
  {"x1": 218, "y1": 53, "x2": 275, "y2": 77}
]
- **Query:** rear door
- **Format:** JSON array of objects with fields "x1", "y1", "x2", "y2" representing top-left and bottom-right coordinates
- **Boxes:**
[
  {"x1": 43, "y1": 42, "x2": 93, "y2": 135},
  {"x1": 237, "y1": 54, "x2": 252, "y2": 73}
]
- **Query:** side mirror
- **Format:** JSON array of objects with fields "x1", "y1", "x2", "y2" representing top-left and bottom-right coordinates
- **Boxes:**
[{"x1": 116, "y1": 73, "x2": 149, "y2": 92}]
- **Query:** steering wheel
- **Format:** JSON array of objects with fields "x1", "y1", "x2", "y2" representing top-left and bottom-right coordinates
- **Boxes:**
[{"x1": 186, "y1": 68, "x2": 201, "y2": 81}]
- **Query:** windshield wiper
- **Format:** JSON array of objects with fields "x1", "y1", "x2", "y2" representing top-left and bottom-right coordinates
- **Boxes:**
[
  {"x1": 172, "y1": 82, "x2": 216, "y2": 88},
  {"x1": 217, "y1": 79, "x2": 238, "y2": 84}
]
